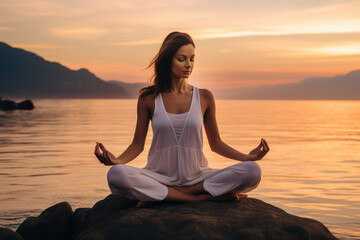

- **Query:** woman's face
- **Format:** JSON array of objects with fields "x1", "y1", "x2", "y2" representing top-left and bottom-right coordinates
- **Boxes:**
[{"x1": 171, "y1": 44, "x2": 195, "y2": 79}]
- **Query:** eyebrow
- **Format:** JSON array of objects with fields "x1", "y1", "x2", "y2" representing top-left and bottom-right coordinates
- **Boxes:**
[{"x1": 176, "y1": 54, "x2": 195, "y2": 57}]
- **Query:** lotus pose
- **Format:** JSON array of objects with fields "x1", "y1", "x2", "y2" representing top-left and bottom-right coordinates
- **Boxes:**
[{"x1": 95, "y1": 32, "x2": 269, "y2": 207}]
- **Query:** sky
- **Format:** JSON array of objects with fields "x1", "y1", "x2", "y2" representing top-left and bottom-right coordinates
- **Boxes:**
[{"x1": 0, "y1": 0, "x2": 359, "y2": 89}]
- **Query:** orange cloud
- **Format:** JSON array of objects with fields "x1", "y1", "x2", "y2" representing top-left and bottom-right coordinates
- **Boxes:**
[{"x1": 50, "y1": 27, "x2": 108, "y2": 40}]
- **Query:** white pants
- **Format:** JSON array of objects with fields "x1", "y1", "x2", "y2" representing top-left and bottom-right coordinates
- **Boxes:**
[{"x1": 107, "y1": 161, "x2": 261, "y2": 201}]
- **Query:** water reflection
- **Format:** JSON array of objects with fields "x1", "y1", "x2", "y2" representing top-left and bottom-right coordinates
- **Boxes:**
[{"x1": 0, "y1": 99, "x2": 359, "y2": 239}]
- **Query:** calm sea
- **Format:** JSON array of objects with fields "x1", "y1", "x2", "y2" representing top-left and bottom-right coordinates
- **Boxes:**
[{"x1": 0, "y1": 99, "x2": 359, "y2": 239}]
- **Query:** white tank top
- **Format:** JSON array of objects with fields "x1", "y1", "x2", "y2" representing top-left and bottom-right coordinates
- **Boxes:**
[
  {"x1": 139, "y1": 86, "x2": 219, "y2": 186},
  {"x1": 167, "y1": 112, "x2": 188, "y2": 141}
]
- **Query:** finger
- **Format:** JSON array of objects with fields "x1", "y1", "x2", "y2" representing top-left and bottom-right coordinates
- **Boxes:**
[
  {"x1": 94, "y1": 148, "x2": 104, "y2": 163},
  {"x1": 258, "y1": 145, "x2": 269, "y2": 159},
  {"x1": 94, "y1": 142, "x2": 99, "y2": 153},
  {"x1": 96, "y1": 154, "x2": 105, "y2": 164},
  {"x1": 95, "y1": 146, "x2": 105, "y2": 163},
  {"x1": 102, "y1": 150, "x2": 109, "y2": 163},
  {"x1": 102, "y1": 152, "x2": 110, "y2": 165},
  {"x1": 258, "y1": 142, "x2": 268, "y2": 159},
  {"x1": 260, "y1": 140, "x2": 267, "y2": 151},
  {"x1": 106, "y1": 151, "x2": 113, "y2": 165},
  {"x1": 262, "y1": 139, "x2": 270, "y2": 151},
  {"x1": 257, "y1": 140, "x2": 262, "y2": 148},
  {"x1": 99, "y1": 143, "x2": 106, "y2": 151}
]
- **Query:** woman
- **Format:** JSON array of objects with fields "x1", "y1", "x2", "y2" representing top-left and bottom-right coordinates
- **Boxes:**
[{"x1": 95, "y1": 32, "x2": 269, "y2": 206}]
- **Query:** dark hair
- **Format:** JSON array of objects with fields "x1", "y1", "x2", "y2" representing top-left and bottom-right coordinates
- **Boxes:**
[{"x1": 139, "y1": 32, "x2": 195, "y2": 98}]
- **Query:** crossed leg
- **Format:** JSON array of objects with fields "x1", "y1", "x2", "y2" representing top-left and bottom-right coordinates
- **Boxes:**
[
  {"x1": 136, "y1": 182, "x2": 248, "y2": 207},
  {"x1": 108, "y1": 162, "x2": 261, "y2": 207}
]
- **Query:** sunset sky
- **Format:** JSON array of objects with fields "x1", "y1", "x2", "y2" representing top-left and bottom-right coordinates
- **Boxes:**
[{"x1": 1, "y1": 0, "x2": 359, "y2": 89}]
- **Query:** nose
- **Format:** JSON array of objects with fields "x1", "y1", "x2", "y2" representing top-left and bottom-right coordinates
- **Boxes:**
[{"x1": 185, "y1": 59, "x2": 192, "y2": 68}]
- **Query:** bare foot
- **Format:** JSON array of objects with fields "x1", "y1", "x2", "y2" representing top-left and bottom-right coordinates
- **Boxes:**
[
  {"x1": 136, "y1": 200, "x2": 147, "y2": 208},
  {"x1": 212, "y1": 192, "x2": 248, "y2": 201},
  {"x1": 234, "y1": 193, "x2": 248, "y2": 200}
]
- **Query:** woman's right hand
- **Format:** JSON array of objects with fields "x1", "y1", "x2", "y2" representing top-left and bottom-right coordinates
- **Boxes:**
[{"x1": 94, "y1": 142, "x2": 119, "y2": 165}]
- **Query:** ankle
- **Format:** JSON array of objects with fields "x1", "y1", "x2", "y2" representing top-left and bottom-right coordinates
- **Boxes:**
[{"x1": 194, "y1": 194, "x2": 211, "y2": 201}]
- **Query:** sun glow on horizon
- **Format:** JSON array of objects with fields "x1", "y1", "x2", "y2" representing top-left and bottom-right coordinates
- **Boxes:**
[{"x1": 0, "y1": 0, "x2": 359, "y2": 88}]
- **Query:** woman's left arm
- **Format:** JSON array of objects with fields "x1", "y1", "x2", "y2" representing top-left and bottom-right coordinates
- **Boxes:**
[{"x1": 202, "y1": 89, "x2": 269, "y2": 162}]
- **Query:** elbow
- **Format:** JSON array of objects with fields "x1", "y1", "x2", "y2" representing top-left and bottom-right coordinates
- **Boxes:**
[
  {"x1": 210, "y1": 144, "x2": 217, "y2": 153},
  {"x1": 210, "y1": 139, "x2": 222, "y2": 153},
  {"x1": 131, "y1": 141, "x2": 144, "y2": 153},
  {"x1": 137, "y1": 144, "x2": 144, "y2": 153}
]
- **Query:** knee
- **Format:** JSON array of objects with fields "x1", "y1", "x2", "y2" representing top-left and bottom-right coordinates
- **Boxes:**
[
  {"x1": 107, "y1": 164, "x2": 130, "y2": 189},
  {"x1": 239, "y1": 161, "x2": 262, "y2": 185},
  {"x1": 247, "y1": 161, "x2": 262, "y2": 184}
]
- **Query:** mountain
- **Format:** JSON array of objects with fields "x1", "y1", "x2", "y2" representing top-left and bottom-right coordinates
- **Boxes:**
[
  {"x1": 212, "y1": 70, "x2": 360, "y2": 100},
  {"x1": 0, "y1": 42, "x2": 130, "y2": 98},
  {"x1": 1, "y1": 41, "x2": 359, "y2": 100},
  {"x1": 107, "y1": 80, "x2": 147, "y2": 98}
]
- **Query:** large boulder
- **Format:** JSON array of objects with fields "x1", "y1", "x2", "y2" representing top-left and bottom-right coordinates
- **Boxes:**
[
  {"x1": 71, "y1": 194, "x2": 338, "y2": 240},
  {"x1": 0, "y1": 227, "x2": 24, "y2": 240},
  {"x1": 7, "y1": 195, "x2": 338, "y2": 240},
  {"x1": 16, "y1": 202, "x2": 73, "y2": 240}
]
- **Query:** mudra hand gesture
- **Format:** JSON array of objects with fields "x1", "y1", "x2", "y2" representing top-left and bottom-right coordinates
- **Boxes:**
[
  {"x1": 94, "y1": 142, "x2": 118, "y2": 165},
  {"x1": 247, "y1": 138, "x2": 270, "y2": 161}
]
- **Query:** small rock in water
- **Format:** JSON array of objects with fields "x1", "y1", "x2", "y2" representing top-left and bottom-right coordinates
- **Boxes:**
[
  {"x1": 16, "y1": 99, "x2": 34, "y2": 110},
  {"x1": 0, "y1": 97, "x2": 34, "y2": 110}
]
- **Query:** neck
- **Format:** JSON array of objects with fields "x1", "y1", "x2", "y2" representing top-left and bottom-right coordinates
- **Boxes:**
[{"x1": 169, "y1": 76, "x2": 189, "y2": 93}]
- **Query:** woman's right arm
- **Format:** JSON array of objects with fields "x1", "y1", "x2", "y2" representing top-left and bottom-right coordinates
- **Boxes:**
[{"x1": 95, "y1": 95, "x2": 152, "y2": 165}]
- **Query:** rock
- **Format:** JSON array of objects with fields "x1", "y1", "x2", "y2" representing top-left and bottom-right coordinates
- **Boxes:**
[
  {"x1": 0, "y1": 97, "x2": 34, "y2": 110},
  {"x1": 0, "y1": 99, "x2": 16, "y2": 110},
  {"x1": 16, "y1": 202, "x2": 73, "y2": 240},
  {"x1": 16, "y1": 99, "x2": 34, "y2": 110},
  {"x1": 72, "y1": 195, "x2": 138, "y2": 238},
  {"x1": 4, "y1": 195, "x2": 338, "y2": 240},
  {"x1": 71, "y1": 194, "x2": 338, "y2": 240},
  {"x1": 0, "y1": 227, "x2": 24, "y2": 240}
]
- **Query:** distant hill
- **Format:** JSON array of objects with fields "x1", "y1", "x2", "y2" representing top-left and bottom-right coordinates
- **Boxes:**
[
  {"x1": 1, "y1": 41, "x2": 359, "y2": 100},
  {"x1": 212, "y1": 69, "x2": 360, "y2": 100},
  {"x1": 0, "y1": 42, "x2": 130, "y2": 98},
  {"x1": 107, "y1": 80, "x2": 147, "y2": 98}
]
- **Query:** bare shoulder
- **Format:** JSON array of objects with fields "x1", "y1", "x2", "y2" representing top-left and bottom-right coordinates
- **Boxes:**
[
  {"x1": 138, "y1": 94, "x2": 154, "y2": 108},
  {"x1": 198, "y1": 88, "x2": 216, "y2": 115},
  {"x1": 138, "y1": 93, "x2": 155, "y2": 117},
  {"x1": 199, "y1": 88, "x2": 215, "y2": 104}
]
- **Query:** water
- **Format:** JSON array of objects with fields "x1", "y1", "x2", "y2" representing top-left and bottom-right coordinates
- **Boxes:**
[{"x1": 0, "y1": 99, "x2": 359, "y2": 239}]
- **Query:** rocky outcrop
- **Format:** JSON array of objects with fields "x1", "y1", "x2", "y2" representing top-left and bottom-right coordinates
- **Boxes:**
[
  {"x1": 0, "y1": 227, "x2": 24, "y2": 240},
  {"x1": 0, "y1": 97, "x2": 34, "y2": 110},
  {"x1": 0, "y1": 42, "x2": 130, "y2": 99},
  {"x1": 16, "y1": 202, "x2": 72, "y2": 240},
  {"x1": 6, "y1": 195, "x2": 338, "y2": 240}
]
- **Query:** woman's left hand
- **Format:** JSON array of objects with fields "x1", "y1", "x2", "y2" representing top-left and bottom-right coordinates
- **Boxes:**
[{"x1": 247, "y1": 138, "x2": 270, "y2": 161}]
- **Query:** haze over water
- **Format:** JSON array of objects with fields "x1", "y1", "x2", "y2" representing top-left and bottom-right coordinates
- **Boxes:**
[{"x1": 0, "y1": 99, "x2": 359, "y2": 240}]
